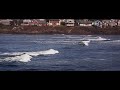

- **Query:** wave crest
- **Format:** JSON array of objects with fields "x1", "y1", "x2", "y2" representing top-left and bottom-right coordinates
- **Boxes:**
[{"x1": 0, "y1": 49, "x2": 59, "y2": 62}]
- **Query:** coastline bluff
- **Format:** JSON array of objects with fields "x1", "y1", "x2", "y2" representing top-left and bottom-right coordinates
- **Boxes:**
[{"x1": 0, "y1": 26, "x2": 120, "y2": 35}]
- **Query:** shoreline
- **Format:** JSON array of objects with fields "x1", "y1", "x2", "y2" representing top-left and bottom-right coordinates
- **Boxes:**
[{"x1": 1, "y1": 26, "x2": 120, "y2": 35}]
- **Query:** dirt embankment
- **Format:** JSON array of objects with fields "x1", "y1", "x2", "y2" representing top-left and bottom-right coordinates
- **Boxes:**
[{"x1": 0, "y1": 25, "x2": 120, "y2": 35}]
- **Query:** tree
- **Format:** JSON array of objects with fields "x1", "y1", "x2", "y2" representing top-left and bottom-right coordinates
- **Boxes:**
[{"x1": 60, "y1": 22, "x2": 66, "y2": 26}]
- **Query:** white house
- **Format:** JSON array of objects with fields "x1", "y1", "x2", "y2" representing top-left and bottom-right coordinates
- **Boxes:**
[
  {"x1": 21, "y1": 19, "x2": 32, "y2": 26},
  {"x1": 78, "y1": 19, "x2": 92, "y2": 26},
  {"x1": 65, "y1": 19, "x2": 75, "y2": 26},
  {"x1": 92, "y1": 20, "x2": 102, "y2": 28},
  {"x1": 0, "y1": 19, "x2": 13, "y2": 25}
]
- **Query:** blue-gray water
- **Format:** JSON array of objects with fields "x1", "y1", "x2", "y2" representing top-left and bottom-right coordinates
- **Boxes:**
[{"x1": 0, "y1": 34, "x2": 120, "y2": 71}]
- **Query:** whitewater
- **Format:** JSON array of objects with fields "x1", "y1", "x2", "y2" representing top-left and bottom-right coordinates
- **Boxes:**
[
  {"x1": 0, "y1": 49, "x2": 59, "y2": 62},
  {"x1": 0, "y1": 34, "x2": 120, "y2": 71}
]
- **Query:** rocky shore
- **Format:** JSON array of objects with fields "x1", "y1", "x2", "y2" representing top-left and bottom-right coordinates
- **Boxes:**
[{"x1": 0, "y1": 25, "x2": 120, "y2": 35}]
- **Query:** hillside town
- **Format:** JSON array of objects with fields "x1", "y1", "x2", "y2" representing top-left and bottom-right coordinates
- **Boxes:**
[
  {"x1": 0, "y1": 19, "x2": 120, "y2": 28},
  {"x1": 1, "y1": 19, "x2": 120, "y2": 35}
]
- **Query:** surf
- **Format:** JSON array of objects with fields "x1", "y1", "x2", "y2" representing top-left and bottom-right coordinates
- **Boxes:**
[
  {"x1": 78, "y1": 40, "x2": 90, "y2": 46},
  {"x1": 82, "y1": 36, "x2": 111, "y2": 41},
  {"x1": 0, "y1": 49, "x2": 59, "y2": 62}
]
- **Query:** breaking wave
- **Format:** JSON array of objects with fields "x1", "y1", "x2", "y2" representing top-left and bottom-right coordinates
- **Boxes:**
[
  {"x1": 0, "y1": 49, "x2": 59, "y2": 62},
  {"x1": 78, "y1": 40, "x2": 90, "y2": 46},
  {"x1": 0, "y1": 54, "x2": 32, "y2": 62},
  {"x1": 100, "y1": 40, "x2": 120, "y2": 44},
  {"x1": 107, "y1": 40, "x2": 120, "y2": 42},
  {"x1": 82, "y1": 36, "x2": 110, "y2": 41}
]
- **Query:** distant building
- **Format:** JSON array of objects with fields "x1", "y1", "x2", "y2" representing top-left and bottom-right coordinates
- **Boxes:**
[
  {"x1": 11, "y1": 19, "x2": 23, "y2": 26},
  {"x1": 101, "y1": 19, "x2": 118, "y2": 28},
  {"x1": 48, "y1": 19, "x2": 60, "y2": 26},
  {"x1": 74, "y1": 19, "x2": 80, "y2": 26},
  {"x1": 38, "y1": 19, "x2": 47, "y2": 26},
  {"x1": 118, "y1": 20, "x2": 120, "y2": 26},
  {"x1": 78, "y1": 19, "x2": 92, "y2": 26},
  {"x1": 65, "y1": 19, "x2": 75, "y2": 26},
  {"x1": 109, "y1": 19, "x2": 118, "y2": 27},
  {"x1": 21, "y1": 19, "x2": 32, "y2": 26},
  {"x1": 92, "y1": 20, "x2": 102, "y2": 28},
  {"x1": 0, "y1": 19, "x2": 13, "y2": 25},
  {"x1": 102, "y1": 20, "x2": 110, "y2": 28},
  {"x1": 27, "y1": 19, "x2": 41, "y2": 26},
  {"x1": 30, "y1": 19, "x2": 47, "y2": 26},
  {"x1": 21, "y1": 19, "x2": 47, "y2": 26}
]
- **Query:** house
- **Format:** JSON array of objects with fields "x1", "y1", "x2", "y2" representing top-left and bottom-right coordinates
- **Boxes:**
[
  {"x1": 65, "y1": 19, "x2": 75, "y2": 26},
  {"x1": 0, "y1": 19, "x2": 13, "y2": 25},
  {"x1": 21, "y1": 19, "x2": 32, "y2": 26},
  {"x1": 92, "y1": 20, "x2": 102, "y2": 28},
  {"x1": 30, "y1": 19, "x2": 38, "y2": 26},
  {"x1": 11, "y1": 19, "x2": 23, "y2": 26},
  {"x1": 109, "y1": 19, "x2": 118, "y2": 27},
  {"x1": 38, "y1": 19, "x2": 47, "y2": 26},
  {"x1": 78, "y1": 19, "x2": 92, "y2": 26},
  {"x1": 48, "y1": 19, "x2": 60, "y2": 26},
  {"x1": 101, "y1": 19, "x2": 118, "y2": 27},
  {"x1": 21, "y1": 19, "x2": 47, "y2": 26},
  {"x1": 117, "y1": 20, "x2": 120, "y2": 26},
  {"x1": 102, "y1": 20, "x2": 111, "y2": 28},
  {"x1": 75, "y1": 19, "x2": 81, "y2": 26}
]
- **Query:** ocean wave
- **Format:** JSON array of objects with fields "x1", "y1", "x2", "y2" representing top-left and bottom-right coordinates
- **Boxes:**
[
  {"x1": 78, "y1": 40, "x2": 90, "y2": 46},
  {"x1": 108, "y1": 40, "x2": 120, "y2": 42},
  {"x1": 82, "y1": 36, "x2": 110, "y2": 41},
  {"x1": 99, "y1": 40, "x2": 120, "y2": 44},
  {"x1": 0, "y1": 49, "x2": 59, "y2": 62},
  {"x1": 0, "y1": 54, "x2": 32, "y2": 62}
]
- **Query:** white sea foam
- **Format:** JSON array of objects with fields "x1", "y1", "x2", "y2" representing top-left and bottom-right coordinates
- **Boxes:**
[
  {"x1": 0, "y1": 49, "x2": 59, "y2": 62},
  {"x1": 0, "y1": 53, "x2": 32, "y2": 62},
  {"x1": 82, "y1": 41, "x2": 90, "y2": 46},
  {"x1": 82, "y1": 36, "x2": 110, "y2": 41},
  {"x1": 2, "y1": 52, "x2": 24, "y2": 56},
  {"x1": 108, "y1": 40, "x2": 120, "y2": 42},
  {"x1": 101, "y1": 40, "x2": 120, "y2": 44},
  {"x1": 26, "y1": 49, "x2": 59, "y2": 56},
  {"x1": 97, "y1": 36, "x2": 110, "y2": 41},
  {"x1": 79, "y1": 40, "x2": 90, "y2": 46}
]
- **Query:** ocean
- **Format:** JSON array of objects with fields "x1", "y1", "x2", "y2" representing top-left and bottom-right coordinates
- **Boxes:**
[{"x1": 0, "y1": 34, "x2": 120, "y2": 71}]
